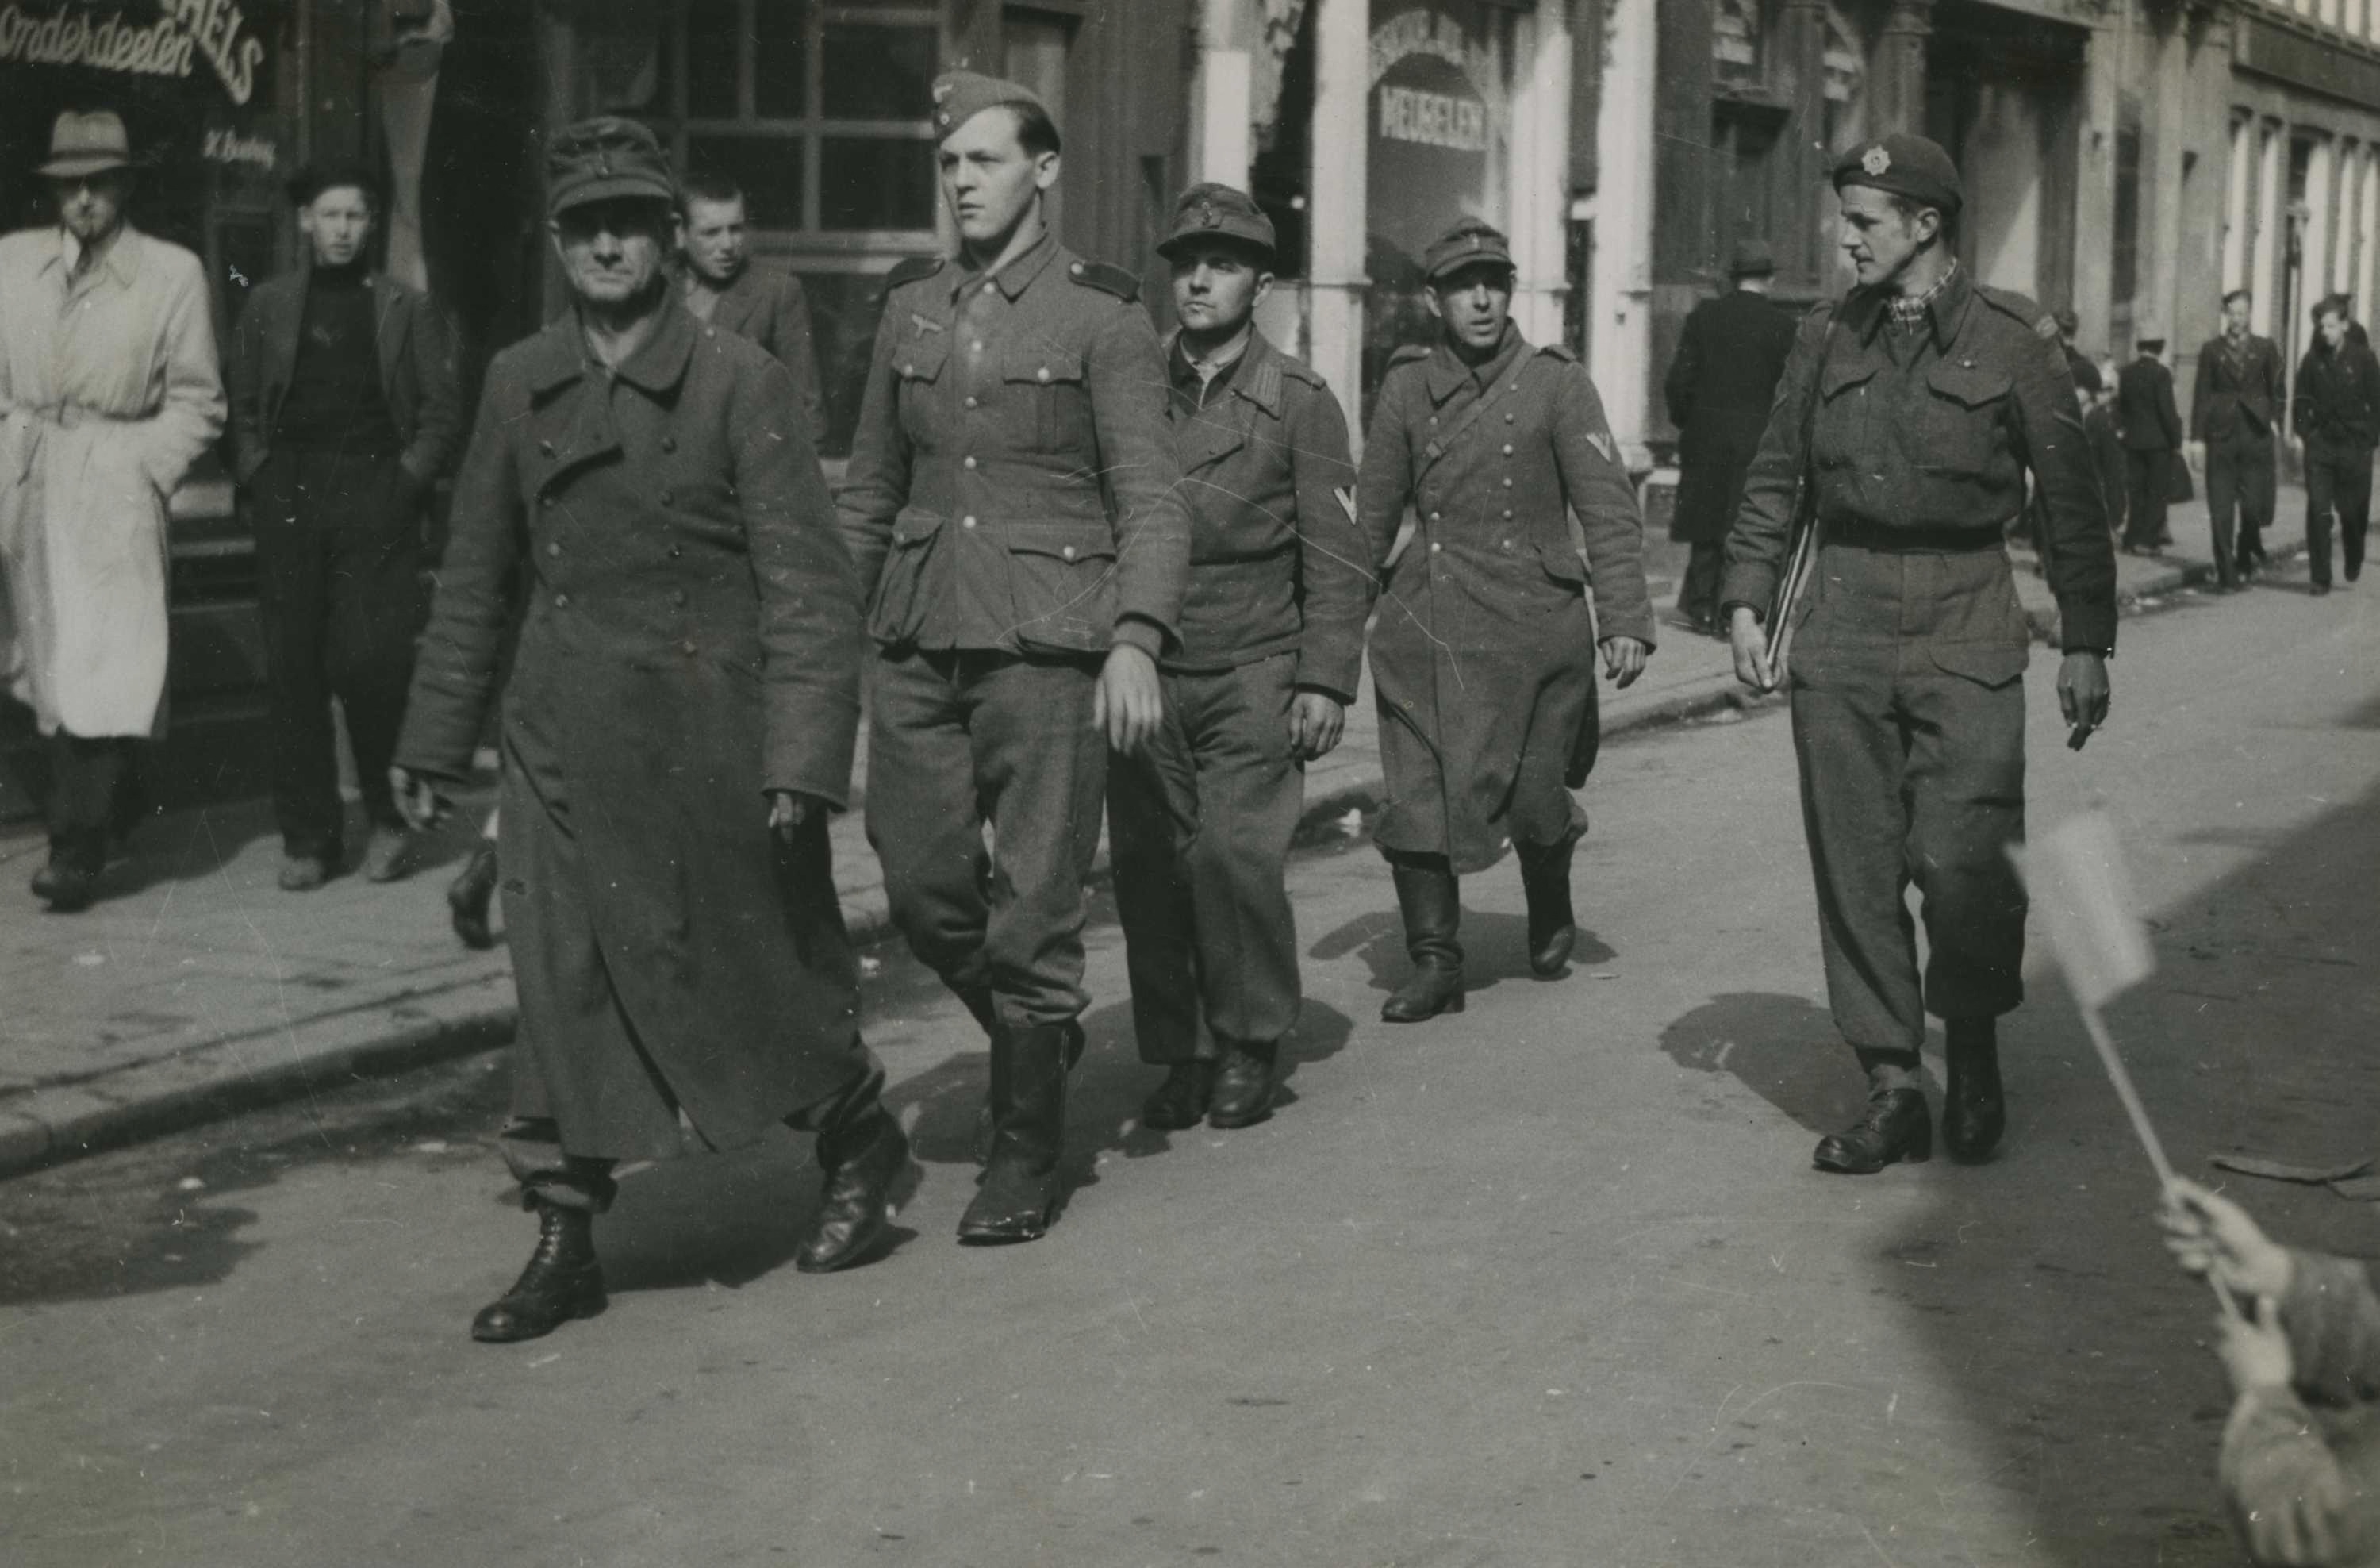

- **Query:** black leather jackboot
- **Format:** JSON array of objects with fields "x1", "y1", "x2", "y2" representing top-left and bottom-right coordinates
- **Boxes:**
[
  {"x1": 1381, "y1": 857, "x2": 1464, "y2": 1023},
  {"x1": 958, "y1": 1020, "x2": 1078, "y2": 1244},
  {"x1": 1515, "y1": 837, "x2": 1578, "y2": 977}
]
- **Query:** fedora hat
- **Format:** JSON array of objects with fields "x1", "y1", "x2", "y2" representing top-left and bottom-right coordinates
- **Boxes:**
[{"x1": 37, "y1": 110, "x2": 132, "y2": 179}]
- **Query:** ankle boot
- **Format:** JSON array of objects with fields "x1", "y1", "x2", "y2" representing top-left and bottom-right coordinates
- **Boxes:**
[
  {"x1": 959, "y1": 1021, "x2": 1077, "y2": 1244},
  {"x1": 1207, "y1": 1040, "x2": 1278, "y2": 1129},
  {"x1": 1140, "y1": 1060, "x2": 1215, "y2": 1130},
  {"x1": 1515, "y1": 837, "x2": 1578, "y2": 977},
  {"x1": 1812, "y1": 1089, "x2": 1933, "y2": 1175},
  {"x1": 447, "y1": 840, "x2": 500, "y2": 950},
  {"x1": 796, "y1": 1106, "x2": 919, "y2": 1273},
  {"x1": 1381, "y1": 858, "x2": 1464, "y2": 1023},
  {"x1": 471, "y1": 1201, "x2": 605, "y2": 1343},
  {"x1": 1942, "y1": 1017, "x2": 2006, "y2": 1162}
]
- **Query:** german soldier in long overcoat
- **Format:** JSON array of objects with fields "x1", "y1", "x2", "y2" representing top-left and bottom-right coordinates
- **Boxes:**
[
  {"x1": 839, "y1": 74, "x2": 1191, "y2": 1243},
  {"x1": 1107, "y1": 183, "x2": 1366, "y2": 1133},
  {"x1": 1354, "y1": 219, "x2": 1655, "y2": 1024},
  {"x1": 393, "y1": 119, "x2": 909, "y2": 1343},
  {"x1": 1724, "y1": 134, "x2": 2115, "y2": 1177}
]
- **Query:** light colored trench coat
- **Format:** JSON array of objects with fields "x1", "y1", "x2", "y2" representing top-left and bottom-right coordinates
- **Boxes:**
[{"x1": 0, "y1": 225, "x2": 225, "y2": 738}]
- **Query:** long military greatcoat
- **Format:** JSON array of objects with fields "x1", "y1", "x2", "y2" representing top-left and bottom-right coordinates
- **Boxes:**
[
  {"x1": 1355, "y1": 325, "x2": 1656, "y2": 873},
  {"x1": 397, "y1": 303, "x2": 868, "y2": 1162}
]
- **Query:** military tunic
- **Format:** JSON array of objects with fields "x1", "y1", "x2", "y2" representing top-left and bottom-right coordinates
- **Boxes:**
[
  {"x1": 1107, "y1": 327, "x2": 1364, "y2": 1062},
  {"x1": 1722, "y1": 267, "x2": 2117, "y2": 1058},
  {"x1": 1353, "y1": 325, "x2": 1655, "y2": 874},
  {"x1": 839, "y1": 229, "x2": 1192, "y2": 1033},
  {"x1": 396, "y1": 305, "x2": 876, "y2": 1175}
]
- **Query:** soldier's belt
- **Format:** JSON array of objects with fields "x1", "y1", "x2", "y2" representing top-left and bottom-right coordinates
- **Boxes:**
[{"x1": 1825, "y1": 519, "x2": 2004, "y2": 554}]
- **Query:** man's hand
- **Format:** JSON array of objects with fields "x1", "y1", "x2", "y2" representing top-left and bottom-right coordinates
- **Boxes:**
[
  {"x1": 1288, "y1": 690, "x2": 1345, "y2": 763},
  {"x1": 1599, "y1": 636, "x2": 1649, "y2": 690},
  {"x1": 1729, "y1": 606, "x2": 1777, "y2": 694},
  {"x1": 2162, "y1": 1178, "x2": 2294, "y2": 1301},
  {"x1": 389, "y1": 767, "x2": 451, "y2": 833},
  {"x1": 2217, "y1": 1295, "x2": 2295, "y2": 1395},
  {"x1": 766, "y1": 790, "x2": 830, "y2": 844},
  {"x1": 2057, "y1": 651, "x2": 2111, "y2": 749},
  {"x1": 1093, "y1": 643, "x2": 1164, "y2": 755}
]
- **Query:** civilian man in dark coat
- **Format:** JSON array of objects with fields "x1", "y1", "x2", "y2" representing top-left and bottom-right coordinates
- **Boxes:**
[
  {"x1": 2294, "y1": 294, "x2": 2380, "y2": 593},
  {"x1": 677, "y1": 169, "x2": 825, "y2": 442},
  {"x1": 2191, "y1": 289, "x2": 2286, "y2": 590},
  {"x1": 229, "y1": 161, "x2": 462, "y2": 890},
  {"x1": 2117, "y1": 332, "x2": 2183, "y2": 552},
  {"x1": 1663, "y1": 238, "x2": 1795, "y2": 635},
  {"x1": 1107, "y1": 183, "x2": 1366, "y2": 1132},
  {"x1": 1354, "y1": 218, "x2": 1655, "y2": 1024},
  {"x1": 391, "y1": 119, "x2": 908, "y2": 1343},
  {"x1": 1724, "y1": 134, "x2": 2114, "y2": 1177},
  {"x1": 839, "y1": 74, "x2": 1191, "y2": 1243}
]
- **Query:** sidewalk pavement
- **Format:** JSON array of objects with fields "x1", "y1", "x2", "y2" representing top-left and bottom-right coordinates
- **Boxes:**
[{"x1": 0, "y1": 506, "x2": 2299, "y2": 1177}]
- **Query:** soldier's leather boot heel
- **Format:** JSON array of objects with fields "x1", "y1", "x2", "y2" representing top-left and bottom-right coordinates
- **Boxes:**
[
  {"x1": 797, "y1": 1107, "x2": 919, "y2": 1273},
  {"x1": 1140, "y1": 1061, "x2": 1215, "y2": 1130},
  {"x1": 1382, "y1": 857, "x2": 1464, "y2": 1023},
  {"x1": 471, "y1": 1201, "x2": 605, "y2": 1343},
  {"x1": 959, "y1": 1022, "x2": 1076, "y2": 1244},
  {"x1": 447, "y1": 840, "x2": 499, "y2": 949},
  {"x1": 1516, "y1": 837, "x2": 1579, "y2": 977},
  {"x1": 1942, "y1": 1017, "x2": 2006, "y2": 1163},
  {"x1": 1812, "y1": 1089, "x2": 1933, "y2": 1175}
]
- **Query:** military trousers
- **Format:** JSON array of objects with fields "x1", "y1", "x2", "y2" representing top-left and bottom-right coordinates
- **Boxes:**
[
  {"x1": 2204, "y1": 429, "x2": 2276, "y2": 588},
  {"x1": 866, "y1": 648, "x2": 1107, "y2": 1036},
  {"x1": 1788, "y1": 544, "x2": 2029, "y2": 1061},
  {"x1": 1107, "y1": 651, "x2": 1303, "y2": 1065},
  {"x1": 2305, "y1": 441, "x2": 2374, "y2": 587}
]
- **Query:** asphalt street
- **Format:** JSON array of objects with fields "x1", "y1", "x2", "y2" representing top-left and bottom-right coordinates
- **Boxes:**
[{"x1": 2, "y1": 565, "x2": 2375, "y2": 1568}]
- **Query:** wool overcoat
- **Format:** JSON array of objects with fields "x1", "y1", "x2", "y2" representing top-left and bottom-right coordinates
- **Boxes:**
[
  {"x1": 684, "y1": 260, "x2": 825, "y2": 444},
  {"x1": 396, "y1": 303, "x2": 869, "y2": 1162},
  {"x1": 1663, "y1": 289, "x2": 1797, "y2": 544}
]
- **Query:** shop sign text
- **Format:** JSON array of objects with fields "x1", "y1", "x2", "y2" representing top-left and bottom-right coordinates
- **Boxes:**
[
  {"x1": 1378, "y1": 85, "x2": 1485, "y2": 153},
  {"x1": 0, "y1": 1, "x2": 267, "y2": 106}
]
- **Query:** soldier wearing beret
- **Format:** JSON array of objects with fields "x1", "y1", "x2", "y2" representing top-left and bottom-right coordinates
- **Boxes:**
[
  {"x1": 1353, "y1": 218, "x2": 1656, "y2": 1024},
  {"x1": 1723, "y1": 132, "x2": 2116, "y2": 1175},
  {"x1": 839, "y1": 74, "x2": 1192, "y2": 1242},
  {"x1": 1106, "y1": 182, "x2": 1365, "y2": 1132},
  {"x1": 392, "y1": 117, "x2": 911, "y2": 1341}
]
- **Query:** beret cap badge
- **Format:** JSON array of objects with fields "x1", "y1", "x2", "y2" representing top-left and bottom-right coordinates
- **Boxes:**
[{"x1": 1861, "y1": 145, "x2": 1891, "y2": 177}]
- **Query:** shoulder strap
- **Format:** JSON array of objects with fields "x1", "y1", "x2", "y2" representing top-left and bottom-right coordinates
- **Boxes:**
[{"x1": 1068, "y1": 259, "x2": 1140, "y2": 302}]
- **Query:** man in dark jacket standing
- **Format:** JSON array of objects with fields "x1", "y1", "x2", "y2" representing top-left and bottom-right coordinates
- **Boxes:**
[
  {"x1": 391, "y1": 118, "x2": 909, "y2": 1343},
  {"x1": 229, "y1": 162, "x2": 461, "y2": 889},
  {"x1": 677, "y1": 170, "x2": 825, "y2": 442},
  {"x1": 1354, "y1": 218, "x2": 1655, "y2": 1024},
  {"x1": 2294, "y1": 295, "x2": 2380, "y2": 593},
  {"x1": 1107, "y1": 183, "x2": 1366, "y2": 1133},
  {"x1": 2117, "y1": 332, "x2": 2183, "y2": 552},
  {"x1": 2192, "y1": 289, "x2": 2286, "y2": 589},
  {"x1": 1664, "y1": 239, "x2": 1796, "y2": 635},
  {"x1": 839, "y1": 74, "x2": 1191, "y2": 1243}
]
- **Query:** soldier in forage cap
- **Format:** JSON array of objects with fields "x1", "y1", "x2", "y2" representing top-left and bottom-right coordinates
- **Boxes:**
[
  {"x1": 1722, "y1": 131, "x2": 2115, "y2": 1177},
  {"x1": 1352, "y1": 216, "x2": 1656, "y2": 1024},
  {"x1": 1104, "y1": 181, "x2": 1365, "y2": 1134},
  {"x1": 393, "y1": 116, "x2": 911, "y2": 1340},
  {"x1": 839, "y1": 72, "x2": 1192, "y2": 1243}
]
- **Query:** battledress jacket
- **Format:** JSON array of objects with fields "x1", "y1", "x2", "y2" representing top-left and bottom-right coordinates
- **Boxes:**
[
  {"x1": 1354, "y1": 325, "x2": 1656, "y2": 873},
  {"x1": 2219, "y1": 1250, "x2": 2380, "y2": 1566},
  {"x1": 395, "y1": 305, "x2": 867, "y2": 1161}
]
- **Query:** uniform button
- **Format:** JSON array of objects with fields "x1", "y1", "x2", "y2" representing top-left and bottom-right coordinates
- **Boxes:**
[
  {"x1": 1428, "y1": 416, "x2": 1438, "y2": 425},
  {"x1": 1036, "y1": 367, "x2": 1051, "y2": 382},
  {"x1": 659, "y1": 489, "x2": 674, "y2": 505},
  {"x1": 1061, "y1": 545, "x2": 1077, "y2": 560},
  {"x1": 680, "y1": 640, "x2": 697, "y2": 656},
  {"x1": 1500, "y1": 538, "x2": 1512, "y2": 550},
  {"x1": 1429, "y1": 541, "x2": 1443, "y2": 554},
  {"x1": 669, "y1": 544, "x2": 682, "y2": 559},
  {"x1": 1502, "y1": 443, "x2": 1514, "y2": 455},
  {"x1": 539, "y1": 440, "x2": 555, "y2": 458},
  {"x1": 1069, "y1": 262, "x2": 1084, "y2": 275},
  {"x1": 1430, "y1": 510, "x2": 1442, "y2": 521},
  {"x1": 964, "y1": 455, "x2": 977, "y2": 470},
  {"x1": 965, "y1": 396, "x2": 979, "y2": 409},
  {"x1": 971, "y1": 340, "x2": 985, "y2": 352},
  {"x1": 547, "y1": 541, "x2": 562, "y2": 557},
  {"x1": 553, "y1": 593, "x2": 570, "y2": 609},
  {"x1": 661, "y1": 436, "x2": 677, "y2": 453},
  {"x1": 672, "y1": 589, "x2": 688, "y2": 606},
  {"x1": 902, "y1": 363, "x2": 916, "y2": 376},
  {"x1": 539, "y1": 494, "x2": 555, "y2": 508},
  {"x1": 962, "y1": 515, "x2": 978, "y2": 528},
  {"x1": 1505, "y1": 413, "x2": 1515, "y2": 423},
  {"x1": 1502, "y1": 478, "x2": 1513, "y2": 489},
  {"x1": 1502, "y1": 509, "x2": 1514, "y2": 520}
]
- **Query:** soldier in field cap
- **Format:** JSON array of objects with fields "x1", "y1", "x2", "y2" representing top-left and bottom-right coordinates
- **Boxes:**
[
  {"x1": 1104, "y1": 180, "x2": 1365, "y2": 1133},
  {"x1": 392, "y1": 113, "x2": 910, "y2": 1341},
  {"x1": 1721, "y1": 131, "x2": 2115, "y2": 1177},
  {"x1": 839, "y1": 70, "x2": 1192, "y2": 1243},
  {"x1": 1352, "y1": 215, "x2": 1656, "y2": 1024}
]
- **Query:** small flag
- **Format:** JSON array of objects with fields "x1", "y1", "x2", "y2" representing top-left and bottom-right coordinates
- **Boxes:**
[{"x1": 2010, "y1": 813, "x2": 2154, "y2": 1009}]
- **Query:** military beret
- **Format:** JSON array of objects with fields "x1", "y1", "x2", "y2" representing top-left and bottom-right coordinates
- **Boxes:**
[
  {"x1": 1422, "y1": 217, "x2": 1514, "y2": 282},
  {"x1": 1157, "y1": 182, "x2": 1275, "y2": 263},
  {"x1": 931, "y1": 70, "x2": 1054, "y2": 140},
  {"x1": 1832, "y1": 133, "x2": 1963, "y2": 216},
  {"x1": 546, "y1": 116, "x2": 674, "y2": 217}
]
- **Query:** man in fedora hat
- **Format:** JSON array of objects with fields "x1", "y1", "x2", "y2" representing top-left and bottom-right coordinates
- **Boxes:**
[
  {"x1": 2117, "y1": 328, "x2": 2184, "y2": 552},
  {"x1": 390, "y1": 117, "x2": 910, "y2": 1341},
  {"x1": 0, "y1": 110, "x2": 225, "y2": 913},
  {"x1": 1104, "y1": 181, "x2": 1366, "y2": 1133},
  {"x1": 1664, "y1": 236, "x2": 1798, "y2": 635}
]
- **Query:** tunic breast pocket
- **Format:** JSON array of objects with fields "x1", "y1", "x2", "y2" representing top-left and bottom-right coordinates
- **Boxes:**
[
  {"x1": 1003, "y1": 348, "x2": 1088, "y2": 455},
  {"x1": 894, "y1": 336, "x2": 951, "y2": 433},
  {"x1": 1916, "y1": 363, "x2": 2013, "y2": 478}
]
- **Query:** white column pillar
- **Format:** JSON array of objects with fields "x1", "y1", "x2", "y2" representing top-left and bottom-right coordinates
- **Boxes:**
[
  {"x1": 1306, "y1": 0, "x2": 1370, "y2": 429},
  {"x1": 1589, "y1": 0, "x2": 1657, "y2": 464},
  {"x1": 2254, "y1": 121, "x2": 2283, "y2": 338},
  {"x1": 2307, "y1": 136, "x2": 2336, "y2": 310},
  {"x1": 2360, "y1": 149, "x2": 2380, "y2": 319},
  {"x1": 1505, "y1": 3, "x2": 1572, "y2": 348},
  {"x1": 2224, "y1": 111, "x2": 2251, "y2": 295},
  {"x1": 1191, "y1": 0, "x2": 1256, "y2": 189}
]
